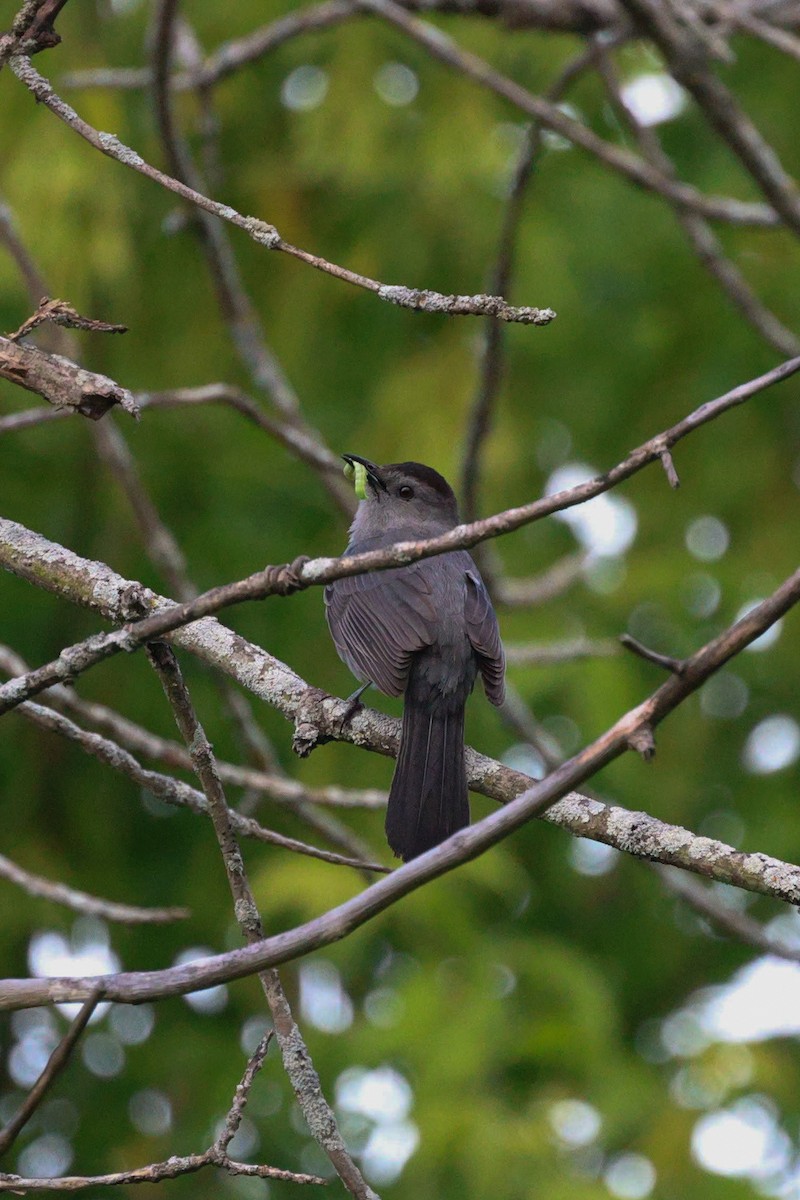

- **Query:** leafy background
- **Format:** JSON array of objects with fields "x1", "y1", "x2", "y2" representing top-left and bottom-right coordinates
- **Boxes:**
[{"x1": 1, "y1": 2, "x2": 800, "y2": 1196}]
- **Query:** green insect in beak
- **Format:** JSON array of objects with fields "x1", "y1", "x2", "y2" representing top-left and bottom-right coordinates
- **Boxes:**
[{"x1": 343, "y1": 459, "x2": 368, "y2": 500}]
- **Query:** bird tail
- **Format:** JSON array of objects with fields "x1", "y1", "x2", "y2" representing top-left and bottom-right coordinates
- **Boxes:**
[{"x1": 385, "y1": 671, "x2": 469, "y2": 862}]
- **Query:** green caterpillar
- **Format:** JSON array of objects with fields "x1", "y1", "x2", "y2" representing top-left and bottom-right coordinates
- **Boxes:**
[{"x1": 343, "y1": 459, "x2": 368, "y2": 500}]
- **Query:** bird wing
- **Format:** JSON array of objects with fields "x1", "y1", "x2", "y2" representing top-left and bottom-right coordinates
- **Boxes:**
[
  {"x1": 464, "y1": 569, "x2": 506, "y2": 706},
  {"x1": 325, "y1": 564, "x2": 437, "y2": 697}
]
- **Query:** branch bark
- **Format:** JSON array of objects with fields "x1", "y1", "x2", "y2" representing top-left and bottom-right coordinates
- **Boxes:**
[
  {"x1": 0, "y1": 334, "x2": 138, "y2": 420},
  {"x1": 1, "y1": 562, "x2": 799, "y2": 1011}
]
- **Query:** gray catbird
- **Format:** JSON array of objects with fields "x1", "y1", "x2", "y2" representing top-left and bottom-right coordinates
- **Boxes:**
[{"x1": 325, "y1": 455, "x2": 505, "y2": 861}]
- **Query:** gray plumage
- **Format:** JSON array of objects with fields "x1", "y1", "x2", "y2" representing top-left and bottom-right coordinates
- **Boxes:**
[{"x1": 325, "y1": 457, "x2": 505, "y2": 861}]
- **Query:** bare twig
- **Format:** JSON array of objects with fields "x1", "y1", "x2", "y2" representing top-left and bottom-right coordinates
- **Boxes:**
[
  {"x1": 461, "y1": 44, "x2": 597, "y2": 521},
  {"x1": 8, "y1": 54, "x2": 555, "y2": 326},
  {"x1": 619, "y1": 0, "x2": 800, "y2": 235},
  {"x1": 0, "y1": 405, "x2": 69, "y2": 434},
  {"x1": 138, "y1": 385, "x2": 344, "y2": 481},
  {"x1": 2, "y1": 644, "x2": 384, "y2": 809},
  {"x1": 145, "y1": 8, "x2": 352, "y2": 514},
  {"x1": 620, "y1": 633, "x2": 685, "y2": 674},
  {"x1": 7, "y1": 296, "x2": 127, "y2": 342},
  {"x1": 505, "y1": 637, "x2": 619, "y2": 665},
  {"x1": 0, "y1": 988, "x2": 103, "y2": 1158},
  {"x1": 0, "y1": 1158, "x2": 324, "y2": 1191},
  {"x1": 592, "y1": 40, "x2": 800, "y2": 357},
  {"x1": 213, "y1": 1031, "x2": 274, "y2": 1155},
  {"x1": 0, "y1": 643, "x2": 384, "y2": 809},
  {"x1": 147, "y1": 642, "x2": 379, "y2": 1200},
  {"x1": 62, "y1": 0, "x2": 361, "y2": 91},
  {"x1": 724, "y1": 5, "x2": 800, "y2": 62},
  {"x1": 11, "y1": 695, "x2": 385, "y2": 872},
  {"x1": 0, "y1": 200, "x2": 56, "y2": 319},
  {"x1": 0, "y1": 854, "x2": 189, "y2": 924},
  {"x1": 359, "y1": 0, "x2": 778, "y2": 228},
  {"x1": 657, "y1": 864, "x2": 800, "y2": 963},
  {"x1": 493, "y1": 553, "x2": 587, "y2": 607},
  {"x1": 0, "y1": 1032, "x2": 325, "y2": 1189}
]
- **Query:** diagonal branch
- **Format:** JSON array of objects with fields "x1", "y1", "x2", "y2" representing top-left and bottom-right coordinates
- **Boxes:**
[
  {"x1": 0, "y1": 987, "x2": 103, "y2": 1158},
  {"x1": 592, "y1": 39, "x2": 800, "y2": 358},
  {"x1": 12, "y1": 695, "x2": 384, "y2": 872},
  {"x1": 619, "y1": 0, "x2": 800, "y2": 236},
  {"x1": 0, "y1": 854, "x2": 190, "y2": 924},
  {"x1": 147, "y1": 641, "x2": 379, "y2": 1200},
  {"x1": 7, "y1": 54, "x2": 554, "y2": 326},
  {"x1": 359, "y1": 0, "x2": 778, "y2": 228}
]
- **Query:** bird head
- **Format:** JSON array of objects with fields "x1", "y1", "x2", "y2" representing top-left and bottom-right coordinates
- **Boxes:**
[{"x1": 342, "y1": 454, "x2": 460, "y2": 535}]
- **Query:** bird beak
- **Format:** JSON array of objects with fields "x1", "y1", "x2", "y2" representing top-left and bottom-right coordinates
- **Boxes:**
[{"x1": 341, "y1": 454, "x2": 388, "y2": 494}]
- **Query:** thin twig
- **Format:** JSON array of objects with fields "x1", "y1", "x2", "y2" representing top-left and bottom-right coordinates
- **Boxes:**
[
  {"x1": 724, "y1": 5, "x2": 800, "y2": 62},
  {"x1": 461, "y1": 44, "x2": 597, "y2": 521},
  {"x1": 12, "y1": 696, "x2": 386, "y2": 872},
  {"x1": 7, "y1": 296, "x2": 127, "y2": 342},
  {"x1": 0, "y1": 854, "x2": 190, "y2": 924},
  {"x1": 145, "y1": 5, "x2": 352, "y2": 514},
  {"x1": 656, "y1": 864, "x2": 800, "y2": 964},
  {"x1": 358, "y1": 0, "x2": 778, "y2": 228},
  {"x1": 620, "y1": 633, "x2": 685, "y2": 674},
  {"x1": 505, "y1": 637, "x2": 619, "y2": 665},
  {"x1": 0, "y1": 987, "x2": 103, "y2": 1158},
  {"x1": 592, "y1": 39, "x2": 800, "y2": 357},
  {"x1": 147, "y1": 642, "x2": 379, "y2": 1200},
  {"x1": 61, "y1": 0, "x2": 361, "y2": 91},
  {"x1": 0, "y1": 645, "x2": 385, "y2": 808},
  {"x1": 0, "y1": 405, "x2": 69, "y2": 434},
  {"x1": 8, "y1": 54, "x2": 555, "y2": 325},
  {"x1": 0, "y1": 1030, "x2": 325, "y2": 1190},
  {"x1": 493, "y1": 553, "x2": 587, "y2": 607},
  {"x1": 619, "y1": 0, "x2": 800, "y2": 235},
  {"x1": 213, "y1": 1031, "x2": 274, "y2": 1155},
  {"x1": 138, "y1": 386, "x2": 345, "y2": 482}
]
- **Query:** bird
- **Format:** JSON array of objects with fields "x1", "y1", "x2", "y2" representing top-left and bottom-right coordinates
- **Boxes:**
[{"x1": 325, "y1": 455, "x2": 505, "y2": 862}]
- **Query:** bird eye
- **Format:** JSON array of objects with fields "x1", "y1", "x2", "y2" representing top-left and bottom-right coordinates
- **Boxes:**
[{"x1": 398, "y1": 485, "x2": 414, "y2": 500}]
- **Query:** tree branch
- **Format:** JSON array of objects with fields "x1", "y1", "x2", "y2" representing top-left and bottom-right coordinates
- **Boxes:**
[
  {"x1": 359, "y1": 0, "x2": 778, "y2": 228},
  {"x1": 0, "y1": 1031, "x2": 326, "y2": 1190},
  {"x1": 0, "y1": 334, "x2": 138, "y2": 420},
  {"x1": 2, "y1": 351, "x2": 798, "y2": 715},
  {"x1": 12, "y1": 695, "x2": 385, "y2": 872},
  {"x1": 0, "y1": 988, "x2": 103, "y2": 1158},
  {"x1": 1, "y1": 562, "x2": 799, "y2": 1011},
  {"x1": 147, "y1": 641, "x2": 379, "y2": 1200},
  {"x1": 8, "y1": 54, "x2": 555, "y2": 326},
  {"x1": 1, "y1": 516, "x2": 799, "y2": 909},
  {"x1": 0, "y1": 854, "x2": 190, "y2": 924}
]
